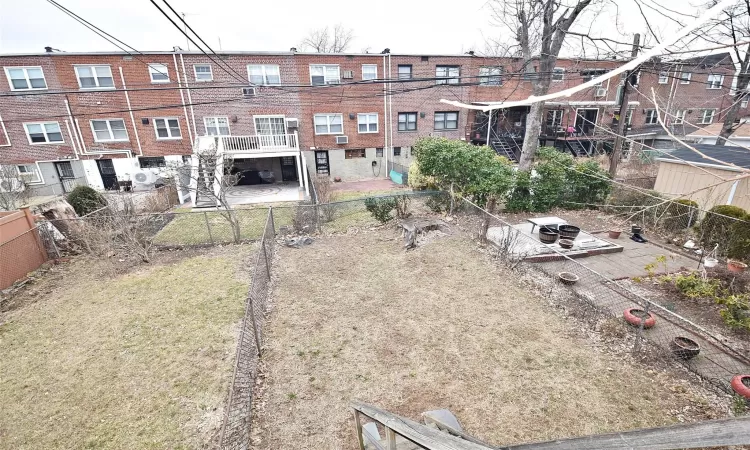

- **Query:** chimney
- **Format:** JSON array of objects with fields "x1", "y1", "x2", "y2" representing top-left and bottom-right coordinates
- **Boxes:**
[
  {"x1": 44, "y1": 46, "x2": 53, "y2": 53},
  {"x1": 290, "y1": 47, "x2": 297, "y2": 52}
]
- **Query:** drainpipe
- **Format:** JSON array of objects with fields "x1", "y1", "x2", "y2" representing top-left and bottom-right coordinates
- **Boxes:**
[
  {"x1": 383, "y1": 53, "x2": 388, "y2": 178},
  {"x1": 173, "y1": 53, "x2": 194, "y2": 145},
  {"x1": 179, "y1": 53, "x2": 198, "y2": 140},
  {"x1": 727, "y1": 180, "x2": 739, "y2": 205},
  {"x1": 486, "y1": 109, "x2": 493, "y2": 144},
  {"x1": 65, "y1": 98, "x2": 131, "y2": 157},
  {"x1": 388, "y1": 53, "x2": 393, "y2": 179},
  {"x1": 119, "y1": 67, "x2": 143, "y2": 156},
  {"x1": 665, "y1": 64, "x2": 680, "y2": 127}
]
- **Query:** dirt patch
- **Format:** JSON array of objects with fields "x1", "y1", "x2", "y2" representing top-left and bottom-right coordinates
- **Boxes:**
[{"x1": 251, "y1": 228, "x2": 729, "y2": 449}]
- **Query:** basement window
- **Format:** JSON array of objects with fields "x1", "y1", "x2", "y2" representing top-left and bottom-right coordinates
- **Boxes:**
[
  {"x1": 345, "y1": 149, "x2": 366, "y2": 159},
  {"x1": 139, "y1": 156, "x2": 166, "y2": 168}
]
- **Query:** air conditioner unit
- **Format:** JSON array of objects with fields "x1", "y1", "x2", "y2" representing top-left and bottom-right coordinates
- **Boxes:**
[
  {"x1": 595, "y1": 87, "x2": 607, "y2": 97},
  {"x1": 133, "y1": 171, "x2": 159, "y2": 186},
  {"x1": 242, "y1": 87, "x2": 257, "y2": 98},
  {"x1": 343, "y1": 70, "x2": 354, "y2": 79},
  {"x1": 335, "y1": 135, "x2": 349, "y2": 144},
  {"x1": 286, "y1": 118, "x2": 299, "y2": 128}
]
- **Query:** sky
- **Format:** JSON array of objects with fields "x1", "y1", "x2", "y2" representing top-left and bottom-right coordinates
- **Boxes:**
[{"x1": 0, "y1": 0, "x2": 706, "y2": 57}]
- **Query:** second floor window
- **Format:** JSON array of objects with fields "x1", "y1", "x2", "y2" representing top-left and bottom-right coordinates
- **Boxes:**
[
  {"x1": 436, "y1": 66, "x2": 459, "y2": 84},
  {"x1": 149, "y1": 64, "x2": 170, "y2": 83},
  {"x1": 398, "y1": 112, "x2": 417, "y2": 131},
  {"x1": 310, "y1": 65, "x2": 340, "y2": 85},
  {"x1": 204, "y1": 117, "x2": 230, "y2": 136},
  {"x1": 5, "y1": 66, "x2": 47, "y2": 90},
  {"x1": 700, "y1": 109, "x2": 715, "y2": 124},
  {"x1": 479, "y1": 67, "x2": 503, "y2": 85},
  {"x1": 194, "y1": 64, "x2": 213, "y2": 81},
  {"x1": 707, "y1": 74, "x2": 724, "y2": 89},
  {"x1": 154, "y1": 118, "x2": 181, "y2": 139},
  {"x1": 679, "y1": 72, "x2": 691, "y2": 84},
  {"x1": 434, "y1": 111, "x2": 458, "y2": 130},
  {"x1": 658, "y1": 71, "x2": 669, "y2": 84},
  {"x1": 398, "y1": 65, "x2": 412, "y2": 79},
  {"x1": 674, "y1": 110, "x2": 686, "y2": 124},
  {"x1": 75, "y1": 65, "x2": 114, "y2": 89},
  {"x1": 248, "y1": 64, "x2": 280, "y2": 85},
  {"x1": 362, "y1": 64, "x2": 377, "y2": 81},
  {"x1": 314, "y1": 113, "x2": 343, "y2": 134},
  {"x1": 645, "y1": 109, "x2": 658, "y2": 125},
  {"x1": 24, "y1": 122, "x2": 63, "y2": 144},
  {"x1": 552, "y1": 68, "x2": 565, "y2": 82},
  {"x1": 91, "y1": 119, "x2": 128, "y2": 142},
  {"x1": 357, "y1": 113, "x2": 378, "y2": 133}
]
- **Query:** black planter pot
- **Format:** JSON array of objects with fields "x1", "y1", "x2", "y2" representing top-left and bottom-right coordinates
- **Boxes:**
[
  {"x1": 669, "y1": 336, "x2": 700, "y2": 360},
  {"x1": 558, "y1": 225, "x2": 580, "y2": 240},
  {"x1": 539, "y1": 226, "x2": 559, "y2": 244},
  {"x1": 632, "y1": 225, "x2": 643, "y2": 234}
]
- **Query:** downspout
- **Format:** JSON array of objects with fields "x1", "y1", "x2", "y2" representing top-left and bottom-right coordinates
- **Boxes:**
[
  {"x1": 119, "y1": 66, "x2": 143, "y2": 156},
  {"x1": 64, "y1": 97, "x2": 84, "y2": 154},
  {"x1": 727, "y1": 180, "x2": 739, "y2": 205},
  {"x1": 383, "y1": 53, "x2": 388, "y2": 178},
  {"x1": 665, "y1": 64, "x2": 680, "y2": 128},
  {"x1": 179, "y1": 53, "x2": 198, "y2": 139},
  {"x1": 388, "y1": 53, "x2": 393, "y2": 179},
  {"x1": 63, "y1": 120, "x2": 80, "y2": 159},
  {"x1": 173, "y1": 53, "x2": 194, "y2": 145},
  {"x1": 65, "y1": 97, "x2": 131, "y2": 157}
]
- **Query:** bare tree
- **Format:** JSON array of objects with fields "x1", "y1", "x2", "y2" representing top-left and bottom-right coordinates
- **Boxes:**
[
  {"x1": 488, "y1": 0, "x2": 596, "y2": 170},
  {"x1": 0, "y1": 165, "x2": 29, "y2": 211},
  {"x1": 300, "y1": 24, "x2": 354, "y2": 53}
]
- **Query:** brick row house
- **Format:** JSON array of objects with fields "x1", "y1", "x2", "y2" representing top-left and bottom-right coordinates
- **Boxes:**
[{"x1": 0, "y1": 49, "x2": 738, "y2": 205}]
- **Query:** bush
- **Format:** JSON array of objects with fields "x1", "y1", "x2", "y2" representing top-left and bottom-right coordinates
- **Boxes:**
[
  {"x1": 407, "y1": 161, "x2": 437, "y2": 191},
  {"x1": 661, "y1": 199, "x2": 699, "y2": 232},
  {"x1": 364, "y1": 197, "x2": 397, "y2": 223},
  {"x1": 728, "y1": 213, "x2": 750, "y2": 261},
  {"x1": 505, "y1": 170, "x2": 532, "y2": 212},
  {"x1": 700, "y1": 205, "x2": 747, "y2": 252},
  {"x1": 718, "y1": 294, "x2": 750, "y2": 331},
  {"x1": 425, "y1": 192, "x2": 451, "y2": 213},
  {"x1": 565, "y1": 159, "x2": 612, "y2": 208},
  {"x1": 530, "y1": 148, "x2": 570, "y2": 212},
  {"x1": 67, "y1": 185, "x2": 106, "y2": 216}
]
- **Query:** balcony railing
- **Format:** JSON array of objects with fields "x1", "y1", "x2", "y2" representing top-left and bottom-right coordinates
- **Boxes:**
[{"x1": 194, "y1": 132, "x2": 299, "y2": 155}]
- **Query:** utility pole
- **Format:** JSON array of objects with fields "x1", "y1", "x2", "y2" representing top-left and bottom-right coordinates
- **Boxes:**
[{"x1": 609, "y1": 34, "x2": 641, "y2": 178}]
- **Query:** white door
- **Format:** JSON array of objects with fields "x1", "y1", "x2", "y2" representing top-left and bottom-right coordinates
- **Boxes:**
[{"x1": 254, "y1": 116, "x2": 287, "y2": 147}]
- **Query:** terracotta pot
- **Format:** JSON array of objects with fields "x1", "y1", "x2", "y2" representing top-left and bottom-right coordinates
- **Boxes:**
[
  {"x1": 669, "y1": 336, "x2": 700, "y2": 360},
  {"x1": 623, "y1": 308, "x2": 656, "y2": 329},
  {"x1": 333, "y1": 176, "x2": 342, "y2": 182},
  {"x1": 731, "y1": 375, "x2": 750, "y2": 399},
  {"x1": 608, "y1": 230, "x2": 622, "y2": 239},
  {"x1": 728, "y1": 260, "x2": 747, "y2": 273}
]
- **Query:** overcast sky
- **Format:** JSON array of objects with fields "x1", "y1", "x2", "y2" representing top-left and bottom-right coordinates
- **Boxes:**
[{"x1": 0, "y1": 0, "x2": 703, "y2": 56}]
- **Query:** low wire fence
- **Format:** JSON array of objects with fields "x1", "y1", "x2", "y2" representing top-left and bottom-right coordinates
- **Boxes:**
[{"x1": 219, "y1": 207, "x2": 275, "y2": 450}]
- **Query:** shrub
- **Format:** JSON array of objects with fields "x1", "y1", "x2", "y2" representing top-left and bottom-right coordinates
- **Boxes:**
[
  {"x1": 672, "y1": 273, "x2": 722, "y2": 299},
  {"x1": 425, "y1": 192, "x2": 451, "y2": 213},
  {"x1": 67, "y1": 185, "x2": 106, "y2": 216},
  {"x1": 662, "y1": 199, "x2": 699, "y2": 232},
  {"x1": 718, "y1": 294, "x2": 750, "y2": 331},
  {"x1": 407, "y1": 161, "x2": 436, "y2": 191},
  {"x1": 728, "y1": 213, "x2": 750, "y2": 261},
  {"x1": 364, "y1": 197, "x2": 397, "y2": 223},
  {"x1": 700, "y1": 205, "x2": 747, "y2": 252},
  {"x1": 505, "y1": 170, "x2": 532, "y2": 212},
  {"x1": 565, "y1": 159, "x2": 612, "y2": 208},
  {"x1": 530, "y1": 148, "x2": 570, "y2": 212}
]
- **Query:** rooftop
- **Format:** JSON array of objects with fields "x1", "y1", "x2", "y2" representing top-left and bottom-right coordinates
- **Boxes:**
[
  {"x1": 656, "y1": 143, "x2": 750, "y2": 170},
  {"x1": 688, "y1": 122, "x2": 750, "y2": 139}
]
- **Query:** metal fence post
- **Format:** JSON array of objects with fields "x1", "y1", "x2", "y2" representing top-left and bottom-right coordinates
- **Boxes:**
[
  {"x1": 633, "y1": 301, "x2": 651, "y2": 353},
  {"x1": 262, "y1": 229, "x2": 271, "y2": 279},
  {"x1": 269, "y1": 206, "x2": 275, "y2": 237},
  {"x1": 203, "y1": 211, "x2": 214, "y2": 244}
]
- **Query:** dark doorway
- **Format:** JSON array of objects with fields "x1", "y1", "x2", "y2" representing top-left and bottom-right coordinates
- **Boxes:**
[
  {"x1": 279, "y1": 156, "x2": 298, "y2": 182},
  {"x1": 96, "y1": 159, "x2": 119, "y2": 190},
  {"x1": 54, "y1": 161, "x2": 76, "y2": 193},
  {"x1": 315, "y1": 150, "x2": 329, "y2": 175},
  {"x1": 574, "y1": 108, "x2": 599, "y2": 135}
]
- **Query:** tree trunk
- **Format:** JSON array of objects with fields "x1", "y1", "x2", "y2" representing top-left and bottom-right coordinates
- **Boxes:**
[
  {"x1": 518, "y1": 101, "x2": 544, "y2": 171},
  {"x1": 717, "y1": 74, "x2": 749, "y2": 146},
  {"x1": 479, "y1": 196, "x2": 497, "y2": 245}
]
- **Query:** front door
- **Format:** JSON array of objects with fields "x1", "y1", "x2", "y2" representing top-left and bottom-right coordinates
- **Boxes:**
[
  {"x1": 315, "y1": 151, "x2": 329, "y2": 175},
  {"x1": 96, "y1": 159, "x2": 119, "y2": 190},
  {"x1": 279, "y1": 156, "x2": 298, "y2": 182},
  {"x1": 575, "y1": 108, "x2": 599, "y2": 135},
  {"x1": 54, "y1": 161, "x2": 76, "y2": 193}
]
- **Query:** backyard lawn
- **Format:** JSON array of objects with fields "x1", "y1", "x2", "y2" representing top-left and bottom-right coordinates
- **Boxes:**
[
  {"x1": 252, "y1": 229, "x2": 726, "y2": 449},
  {"x1": 0, "y1": 246, "x2": 253, "y2": 449},
  {"x1": 153, "y1": 208, "x2": 293, "y2": 245}
]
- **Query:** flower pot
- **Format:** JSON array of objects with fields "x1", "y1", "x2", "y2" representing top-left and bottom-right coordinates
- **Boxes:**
[
  {"x1": 608, "y1": 230, "x2": 622, "y2": 239},
  {"x1": 623, "y1": 308, "x2": 656, "y2": 329},
  {"x1": 728, "y1": 260, "x2": 747, "y2": 273},
  {"x1": 731, "y1": 375, "x2": 750, "y2": 399},
  {"x1": 631, "y1": 225, "x2": 643, "y2": 234},
  {"x1": 703, "y1": 257, "x2": 718, "y2": 268},
  {"x1": 557, "y1": 272, "x2": 579, "y2": 285},
  {"x1": 539, "y1": 226, "x2": 559, "y2": 244},
  {"x1": 669, "y1": 336, "x2": 700, "y2": 360},
  {"x1": 559, "y1": 238, "x2": 575, "y2": 249},
  {"x1": 333, "y1": 176, "x2": 342, "y2": 182},
  {"x1": 558, "y1": 224, "x2": 581, "y2": 240}
]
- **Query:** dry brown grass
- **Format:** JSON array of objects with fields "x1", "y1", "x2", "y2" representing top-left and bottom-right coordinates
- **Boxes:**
[
  {"x1": 252, "y1": 229, "x2": 725, "y2": 449},
  {"x1": 0, "y1": 246, "x2": 253, "y2": 450}
]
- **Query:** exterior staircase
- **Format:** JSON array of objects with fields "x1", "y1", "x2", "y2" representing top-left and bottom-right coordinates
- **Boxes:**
[
  {"x1": 489, "y1": 138, "x2": 520, "y2": 162},
  {"x1": 566, "y1": 140, "x2": 590, "y2": 157}
]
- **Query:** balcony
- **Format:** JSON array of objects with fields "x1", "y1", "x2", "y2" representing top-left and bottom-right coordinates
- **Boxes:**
[{"x1": 194, "y1": 132, "x2": 299, "y2": 156}]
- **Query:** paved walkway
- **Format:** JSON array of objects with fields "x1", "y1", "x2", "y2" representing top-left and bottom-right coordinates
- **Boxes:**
[
  {"x1": 330, "y1": 178, "x2": 403, "y2": 192},
  {"x1": 225, "y1": 183, "x2": 301, "y2": 206}
]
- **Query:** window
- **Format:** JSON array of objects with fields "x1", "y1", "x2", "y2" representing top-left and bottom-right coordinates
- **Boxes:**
[
  {"x1": 139, "y1": 156, "x2": 166, "y2": 168},
  {"x1": 24, "y1": 122, "x2": 63, "y2": 144},
  {"x1": 658, "y1": 71, "x2": 669, "y2": 84},
  {"x1": 254, "y1": 116, "x2": 286, "y2": 135},
  {"x1": 194, "y1": 64, "x2": 213, "y2": 82},
  {"x1": 345, "y1": 149, "x2": 366, "y2": 159},
  {"x1": 154, "y1": 118, "x2": 181, "y2": 139},
  {"x1": 545, "y1": 110, "x2": 563, "y2": 128},
  {"x1": 148, "y1": 64, "x2": 169, "y2": 83},
  {"x1": 310, "y1": 65, "x2": 340, "y2": 85},
  {"x1": 624, "y1": 109, "x2": 633, "y2": 126},
  {"x1": 674, "y1": 110, "x2": 686, "y2": 124},
  {"x1": 376, "y1": 148, "x2": 383, "y2": 157},
  {"x1": 434, "y1": 111, "x2": 458, "y2": 130},
  {"x1": 582, "y1": 69, "x2": 607, "y2": 86},
  {"x1": 679, "y1": 72, "x2": 691, "y2": 84},
  {"x1": 700, "y1": 109, "x2": 715, "y2": 124},
  {"x1": 357, "y1": 113, "x2": 378, "y2": 133},
  {"x1": 479, "y1": 67, "x2": 503, "y2": 85},
  {"x1": 436, "y1": 65, "x2": 459, "y2": 84},
  {"x1": 645, "y1": 109, "x2": 658, "y2": 125},
  {"x1": 5, "y1": 66, "x2": 47, "y2": 90},
  {"x1": 552, "y1": 67, "x2": 565, "y2": 82},
  {"x1": 90, "y1": 119, "x2": 128, "y2": 142},
  {"x1": 743, "y1": 99, "x2": 749, "y2": 108},
  {"x1": 522, "y1": 65, "x2": 538, "y2": 81},
  {"x1": 74, "y1": 65, "x2": 114, "y2": 89},
  {"x1": 314, "y1": 113, "x2": 343, "y2": 135},
  {"x1": 398, "y1": 112, "x2": 417, "y2": 131},
  {"x1": 707, "y1": 74, "x2": 724, "y2": 89},
  {"x1": 204, "y1": 117, "x2": 230, "y2": 136},
  {"x1": 17, "y1": 164, "x2": 41, "y2": 183},
  {"x1": 56, "y1": 161, "x2": 74, "y2": 178},
  {"x1": 248, "y1": 64, "x2": 280, "y2": 85},
  {"x1": 362, "y1": 64, "x2": 377, "y2": 80},
  {"x1": 398, "y1": 65, "x2": 412, "y2": 80},
  {"x1": 393, "y1": 147, "x2": 402, "y2": 156}
]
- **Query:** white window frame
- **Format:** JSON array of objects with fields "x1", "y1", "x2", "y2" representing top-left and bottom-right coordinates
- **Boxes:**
[
  {"x1": 90, "y1": 119, "x2": 129, "y2": 142},
  {"x1": 478, "y1": 67, "x2": 503, "y2": 86},
  {"x1": 153, "y1": 117, "x2": 182, "y2": 140},
  {"x1": 357, "y1": 113, "x2": 379, "y2": 133},
  {"x1": 193, "y1": 64, "x2": 213, "y2": 82},
  {"x1": 362, "y1": 64, "x2": 378, "y2": 81},
  {"x1": 658, "y1": 71, "x2": 669, "y2": 84},
  {"x1": 436, "y1": 66, "x2": 460, "y2": 85},
  {"x1": 313, "y1": 113, "x2": 344, "y2": 135},
  {"x1": 0, "y1": 113, "x2": 10, "y2": 147},
  {"x1": 247, "y1": 64, "x2": 281, "y2": 85},
  {"x1": 17, "y1": 164, "x2": 41, "y2": 183},
  {"x1": 673, "y1": 110, "x2": 686, "y2": 125},
  {"x1": 4, "y1": 66, "x2": 47, "y2": 91},
  {"x1": 23, "y1": 122, "x2": 64, "y2": 144},
  {"x1": 204, "y1": 116, "x2": 231, "y2": 136},
  {"x1": 707, "y1": 74, "x2": 724, "y2": 89},
  {"x1": 552, "y1": 67, "x2": 565, "y2": 82},
  {"x1": 309, "y1": 64, "x2": 341, "y2": 85},
  {"x1": 74, "y1": 65, "x2": 115, "y2": 89},
  {"x1": 679, "y1": 72, "x2": 691, "y2": 84},
  {"x1": 700, "y1": 109, "x2": 716, "y2": 124},
  {"x1": 148, "y1": 64, "x2": 170, "y2": 83},
  {"x1": 644, "y1": 109, "x2": 658, "y2": 125}
]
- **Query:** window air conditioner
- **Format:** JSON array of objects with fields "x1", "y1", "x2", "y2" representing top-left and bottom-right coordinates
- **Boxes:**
[
  {"x1": 343, "y1": 70, "x2": 354, "y2": 79},
  {"x1": 242, "y1": 87, "x2": 257, "y2": 98},
  {"x1": 335, "y1": 135, "x2": 349, "y2": 144},
  {"x1": 595, "y1": 87, "x2": 607, "y2": 97},
  {"x1": 286, "y1": 118, "x2": 299, "y2": 128}
]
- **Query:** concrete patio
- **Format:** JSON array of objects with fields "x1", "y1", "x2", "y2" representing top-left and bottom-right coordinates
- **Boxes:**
[{"x1": 225, "y1": 183, "x2": 302, "y2": 206}]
